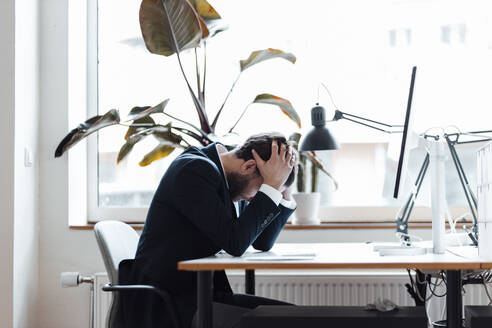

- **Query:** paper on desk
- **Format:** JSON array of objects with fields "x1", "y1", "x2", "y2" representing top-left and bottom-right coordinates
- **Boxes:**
[
  {"x1": 249, "y1": 250, "x2": 316, "y2": 256},
  {"x1": 244, "y1": 256, "x2": 315, "y2": 261},
  {"x1": 243, "y1": 250, "x2": 316, "y2": 261}
]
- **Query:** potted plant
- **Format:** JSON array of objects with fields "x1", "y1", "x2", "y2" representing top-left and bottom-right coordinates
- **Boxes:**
[
  {"x1": 55, "y1": 0, "x2": 301, "y2": 165},
  {"x1": 289, "y1": 133, "x2": 338, "y2": 224}
]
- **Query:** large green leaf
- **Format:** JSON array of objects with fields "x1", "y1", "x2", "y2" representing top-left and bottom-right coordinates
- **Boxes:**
[
  {"x1": 187, "y1": 0, "x2": 219, "y2": 20},
  {"x1": 252, "y1": 94, "x2": 301, "y2": 128},
  {"x1": 55, "y1": 109, "x2": 120, "y2": 157},
  {"x1": 139, "y1": 0, "x2": 203, "y2": 56},
  {"x1": 240, "y1": 48, "x2": 296, "y2": 72},
  {"x1": 124, "y1": 117, "x2": 156, "y2": 140},
  {"x1": 118, "y1": 128, "x2": 155, "y2": 164},
  {"x1": 153, "y1": 123, "x2": 183, "y2": 145},
  {"x1": 125, "y1": 99, "x2": 170, "y2": 122},
  {"x1": 117, "y1": 134, "x2": 144, "y2": 164},
  {"x1": 139, "y1": 144, "x2": 176, "y2": 166},
  {"x1": 117, "y1": 124, "x2": 182, "y2": 164},
  {"x1": 187, "y1": 0, "x2": 228, "y2": 38}
]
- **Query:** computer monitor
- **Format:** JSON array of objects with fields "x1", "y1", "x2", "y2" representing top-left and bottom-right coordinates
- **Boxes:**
[{"x1": 393, "y1": 66, "x2": 417, "y2": 199}]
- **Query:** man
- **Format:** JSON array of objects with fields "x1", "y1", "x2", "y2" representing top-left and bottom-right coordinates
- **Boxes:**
[{"x1": 126, "y1": 132, "x2": 297, "y2": 327}]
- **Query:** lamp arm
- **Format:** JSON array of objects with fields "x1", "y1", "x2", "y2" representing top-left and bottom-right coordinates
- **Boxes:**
[
  {"x1": 463, "y1": 129, "x2": 492, "y2": 135},
  {"x1": 447, "y1": 131, "x2": 492, "y2": 145},
  {"x1": 444, "y1": 135, "x2": 479, "y2": 245},
  {"x1": 333, "y1": 110, "x2": 403, "y2": 133}
]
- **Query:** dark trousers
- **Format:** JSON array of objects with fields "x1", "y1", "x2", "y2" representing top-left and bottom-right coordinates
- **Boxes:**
[{"x1": 191, "y1": 293, "x2": 292, "y2": 328}]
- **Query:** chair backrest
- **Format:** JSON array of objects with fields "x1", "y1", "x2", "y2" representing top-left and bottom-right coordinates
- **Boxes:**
[
  {"x1": 94, "y1": 220, "x2": 140, "y2": 285},
  {"x1": 94, "y1": 221, "x2": 140, "y2": 328}
]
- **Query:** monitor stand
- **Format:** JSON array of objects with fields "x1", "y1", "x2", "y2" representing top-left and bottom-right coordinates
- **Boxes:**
[{"x1": 375, "y1": 138, "x2": 447, "y2": 256}]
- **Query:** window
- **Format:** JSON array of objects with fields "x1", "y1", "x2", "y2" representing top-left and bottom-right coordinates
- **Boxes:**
[{"x1": 86, "y1": 0, "x2": 492, "y2": 222}]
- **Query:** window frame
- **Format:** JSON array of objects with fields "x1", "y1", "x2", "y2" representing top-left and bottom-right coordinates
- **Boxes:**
[
  {"x1": 82, "y1": 0, "x2": 147, "y2": 222},
  {"x1": 79, "y1": 0, "x2": 474, "y2": 224}
]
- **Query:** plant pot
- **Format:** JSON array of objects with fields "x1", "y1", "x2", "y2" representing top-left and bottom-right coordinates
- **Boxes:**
[{"x1": 292, "y1": 192, "x2": 321, "y2": 225}]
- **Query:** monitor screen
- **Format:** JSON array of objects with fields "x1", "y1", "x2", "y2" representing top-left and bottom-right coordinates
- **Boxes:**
[{"x1": 393, "y1": 66, "x2": 417, "y2": 199}]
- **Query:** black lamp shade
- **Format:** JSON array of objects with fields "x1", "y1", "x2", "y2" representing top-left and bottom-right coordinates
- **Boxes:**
[
  {"x1": 300, "y1": 126, "x2": 339, "y2": 151},
  {"x1": 300, "y1": 105, "x2": 340, "y2": 151}
]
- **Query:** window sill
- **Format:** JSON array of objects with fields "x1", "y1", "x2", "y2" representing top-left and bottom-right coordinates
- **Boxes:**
[{"x1": 69, "y1": 221, "x2": 472, "y2": 231}]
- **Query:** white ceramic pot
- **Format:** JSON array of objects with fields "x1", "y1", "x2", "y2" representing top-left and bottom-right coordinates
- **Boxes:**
[{"x1": 292, "y1": 192, "x2": 321, "y2": 225}]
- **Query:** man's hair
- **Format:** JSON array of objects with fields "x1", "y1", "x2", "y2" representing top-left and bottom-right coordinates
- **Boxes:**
[{"x1": 234, "y1": 132, "x2": 296, "y2": 187}]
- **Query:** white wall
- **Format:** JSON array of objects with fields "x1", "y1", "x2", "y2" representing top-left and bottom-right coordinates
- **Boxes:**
[
  {"x1": 38, "y1": 1, "x2": 105, "y2": 327},
  {"x1": 13, "y1": 0, "x2": 41, "y2": 326},
  {"x1": 0, "y1": 0, "x2": 41, "y2": 327},
  {"x1": 0, "y1": 0, "x2": 16, "y2": 326}
]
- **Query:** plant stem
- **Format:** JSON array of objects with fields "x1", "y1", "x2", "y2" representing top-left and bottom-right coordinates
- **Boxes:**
[
  {"x1": 297, "y1": 154, "x2": 307, "y2": 193},
  {"x1": 307, "y1": 151, "x2": 339, "y2": 191},
  {"x1": 160, "y1": 0, "x2": 212, "y2": 133},
  {"x1": 162, "y1": 111, "x2": 207, "y2": 138},
  {"x1": 195, "y1": 48, "x2": 204, "y2": 106},
  {"x1": 169, "y1": 127, "x2": 192, "y2": 147},
  {"x1": 176, "y1": 51, "x2": 212, "y2": 132},
  {"x1": 211, "y1": 72, "x2": 241, "y2": 129},
  {"x1": 171, "y1": 126, "x2": 210, "y2": 146},
  {"x1": 202, "y1": 42, "x2": 207, "y2": 105},
  {"x1": 228, "y1": 103, "x2": 251, "y2": 133},
  {"x1": 311, "y1": 162, "x2": 319, "y2": 192}
]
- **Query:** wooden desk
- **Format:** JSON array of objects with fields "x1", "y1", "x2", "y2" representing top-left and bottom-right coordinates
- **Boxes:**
[{"x1": 179, "y1": 243, "x2": 486, "y2": 328}]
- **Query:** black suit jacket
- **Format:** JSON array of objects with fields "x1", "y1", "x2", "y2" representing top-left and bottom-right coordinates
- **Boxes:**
[{"x1": 125, "y1": 143, "x2": 294, "y2": 327}]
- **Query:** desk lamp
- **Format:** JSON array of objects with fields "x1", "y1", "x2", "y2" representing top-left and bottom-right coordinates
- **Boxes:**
[
  {"x1": 299, "y1": 105, "x2": 404, "y2": 151},
  {"x1": 301, "y1": 68, "x2": 439, "y2": 255},
  {"x1": 301, "y1": 68, "x2": 437, "y2": 255},
  {"x1": 299, "y1": 104, "x2": 339, "y2": 152},
  {"x1": 302, "y1": 67, "x2": 482, "y2": 255}
]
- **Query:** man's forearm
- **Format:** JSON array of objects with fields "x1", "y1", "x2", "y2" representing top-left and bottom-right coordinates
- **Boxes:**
[{"x1": 252, "y1": 205, "x2": 295, "y2": 251}]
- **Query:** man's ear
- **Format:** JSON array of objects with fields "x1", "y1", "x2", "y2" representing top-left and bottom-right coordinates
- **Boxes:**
[{"x1": 240, "y1": 159, "x2": 257, "y2": 175}]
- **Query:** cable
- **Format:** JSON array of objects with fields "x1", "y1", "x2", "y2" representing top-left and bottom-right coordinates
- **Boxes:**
[
  {"x1": 416, "y1": 271, "x2": 427, "y2": 285},
  {"x1": 483, "y1": 281, "x2": 492, "y2": 306},
  {"x1": 444, "y1": 125, "x2": 462, "y2": 135},
  {"x1": 441, "y1": 300, "x2": 447, "y2": 321},
  {"x1": 446, "y1": 247, "x2": 473, "y2": 260},
  {"x1": 465, "y1": 270, "x2": 492, "y2": 306},
  {"x1": 425, "y1": 298, "x2": 431, "y2": 327},
  {"x1": 318, "y1": 83, "x2": 340, "y2": 111},
  {"x1": 408, "y1": 270, "x2": 446, "y2": 302},
  {"x1": 423, "y1": 126, "x2": 445, "y2": 140},
  {"x1": 428, "y1": 272, "x2": 447, "y2": 298},
  {"x1": 483, "y1": 270, "x2": 492, "y2": 283},
  {"x1": 429, "y1": 280, "x2": 447, "y2": 298},
  {"x1": 455, "y1": 213, "x2": 472, "y2": 225}
]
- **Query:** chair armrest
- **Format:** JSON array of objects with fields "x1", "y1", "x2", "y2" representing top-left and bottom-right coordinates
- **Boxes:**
[
  {"x1": 102, "y1": 283, "x2": 181, "y2": 328},
  {"x1": 103, "y1": 284, "x2": 159, "y2": 292}
]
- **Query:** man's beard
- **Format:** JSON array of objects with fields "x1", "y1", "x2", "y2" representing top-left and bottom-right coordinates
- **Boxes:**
[{"x1": 226, "y1": 171, "x2": 250, "y2": 201}]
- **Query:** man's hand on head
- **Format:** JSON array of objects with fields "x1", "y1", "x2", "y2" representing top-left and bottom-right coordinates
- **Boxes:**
[{"x1": 252, "y1": 141, "x2": 296, "y2": 190}]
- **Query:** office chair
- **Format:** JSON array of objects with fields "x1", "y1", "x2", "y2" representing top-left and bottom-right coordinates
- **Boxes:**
[{"x1": 94, "y1": 220, "x2": 180, "y2": 328}]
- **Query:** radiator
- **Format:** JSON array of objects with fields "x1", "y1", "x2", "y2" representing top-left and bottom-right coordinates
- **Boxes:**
[{"x1": 93, "y1": 272, "x2": 491, "y2": 328}]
